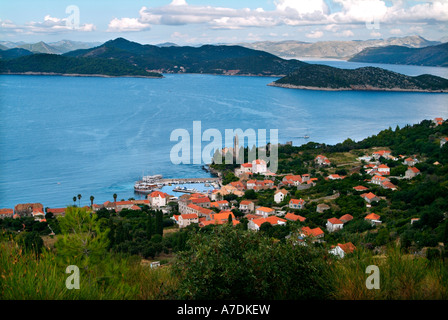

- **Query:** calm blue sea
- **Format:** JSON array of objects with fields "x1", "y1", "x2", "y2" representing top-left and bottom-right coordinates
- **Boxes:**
[{"x1": 1, "y1": 61, "x2": 447, "y2": 208}]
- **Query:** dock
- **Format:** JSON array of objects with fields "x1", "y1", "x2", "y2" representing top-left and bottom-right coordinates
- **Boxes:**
[{"x1": 134, "y1": 176, "x2": 221, "y2": 194}]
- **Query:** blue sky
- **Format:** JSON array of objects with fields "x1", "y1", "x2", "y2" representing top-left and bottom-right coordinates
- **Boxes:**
[{"x1": 1, "y1": 0, "x2": 447, "y2": 44}]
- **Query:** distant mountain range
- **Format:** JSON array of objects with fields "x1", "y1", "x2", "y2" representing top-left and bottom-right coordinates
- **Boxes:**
[
  {"x1": 236, "y1": 36, "x2": 441, "y2": 60},
  {"x1": 2, "y1": 37, "x2": 447, "y2": 92},
  {"x1": 269, "y1": 64, "x2": 448, "y2": 92},
  {"x1": 0, "y1": 40, "x2": 102, "y2": 54},
  {"x1": 349, "y1": 42, "x2": 448, "y2": 67}
]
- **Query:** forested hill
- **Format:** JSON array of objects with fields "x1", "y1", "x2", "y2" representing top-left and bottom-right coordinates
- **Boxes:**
[
  {"x1": 63, "y1": 37, "x2": 307, "y2": 76},
  {"x1": 270, "y1": 64, "x2": 448, "y2": 92},
  {"x1": 349, "y1": 42, "x2": 448, "y2": 67},
  {"x1": 0, "y1": 53, "x2": 162, "y2": 78}
]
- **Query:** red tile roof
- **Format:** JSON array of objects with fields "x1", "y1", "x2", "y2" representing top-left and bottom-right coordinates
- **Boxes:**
[
  {"x1": 365, "y1": 213, "x2": 381, "y2": 220},
  {"x1": 328, "y1": 217, "x2": 343, "y2": 225},
  {"x1": 338, "y1": 242, "x2": 356, "y2": 254},
  {"x1": 285, "y1": 212, "x2": 306, "y2": 222}
]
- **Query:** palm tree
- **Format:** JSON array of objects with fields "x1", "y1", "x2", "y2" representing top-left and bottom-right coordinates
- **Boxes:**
[
  {"x1": 73, "y1": 196, "x2": 77, "y2": 206},
  {"x1": 77, "y1": 194, "x2": 82, "y2": 207},
  {"x1": 113, "y1": 193, "x2": 117, "y2": 204},
  {"x1": 90, "y1": 195, "x2": 94, "y2": 208}
]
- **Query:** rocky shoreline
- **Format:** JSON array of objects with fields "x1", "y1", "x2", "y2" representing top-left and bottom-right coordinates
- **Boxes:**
[
  {"x1": 0, "y1": 71, "x2": 163, "y2": 79},
  {"x1": 267, "y1": 82, "x2": 448, "y2": 93}
]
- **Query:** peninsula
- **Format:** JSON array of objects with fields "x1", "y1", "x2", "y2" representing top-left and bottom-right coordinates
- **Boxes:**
[{"x1": 269, "y1": 64, "x2": 448, "y2": 92}]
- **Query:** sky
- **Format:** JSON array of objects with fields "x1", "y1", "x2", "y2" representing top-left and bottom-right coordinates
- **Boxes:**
[{"x1": 1, "y1": 0, "x2": 447, "y2": 45}]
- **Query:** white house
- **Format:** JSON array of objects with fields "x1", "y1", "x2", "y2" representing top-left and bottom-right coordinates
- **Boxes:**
[
  {"x1": 326, "y1": 217, "x2": 344, "y2": 233},
  {"x1": 252, "y1": 159, "x2": 267, "y2": 174},
  {"x1": 329, "y1": 242, "x2": 356, "y2": 258},
  {"x1": 405, "y1": 166, "x2": 420, "y2": 179},
  {"x1": 177, "y1": 213, "x2": 199, "y2": 228},
  {"x1": 255, "y1": 206, "x2": 275, "y2": 218},
  {"x1": 248, "y1": 216, "x2": 286, "y2": 231},
  {"x1": 274, "y1": 189, "x2": 288, "y2": 204},
  {"x1": 148, "y1": 191, "x2": 169, "y2": 207},
  {"x1": 239, "y1": 200, "x2": 255, "y2": 213}
]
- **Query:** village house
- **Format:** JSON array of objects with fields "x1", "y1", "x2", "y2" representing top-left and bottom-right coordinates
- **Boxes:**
[
  {"x1": 148, "y1": 191, "x2": 170, "y2": 207},
  {"x1": 441, "y1": 137, "x2": 448, "y2": 148},
  {"x1": 289, "y1": 198, "x2": 305, "y2": 210},
  {"x1": 329, "y1": 242, "x2": 356, "y2": 258},
  {"x1": 0, "y1": 208, "x2": 14, "y2": 219},
  {"x1": 274, "y1": 189, "x2": 288, "y2": 204},
  {"x1": 246, "y1": 179, "x2": 275, "y2": 191},
  {"x1": 298, "y1": 226, "x2": 324, "y2": 243},
  {"x1": 316, "y1": 203, "x2": 330, "y2": 213},
  {"x1": 282, "y1": 175, "x2": 302, "y2": 186},
  {"x1": 239, "y1": 200, "x2": 255, "y2": 213},
  {"x1": 327, "y1": 174, "x2": 344, "y2": 180},
  {"x1": 210, "y1": 200, "x2": 230, "y2": 211},
  {"x1": 315, "y1": 155, "x2": 331, "y2": 166},
  {"x1": 405, "y1": 166, "x2": 420, "y2": 179},
  {"x1": 32, "y1": 207, "x2": 46, "y2": 221},
  {"x1": 178, "y1": 193, "x2": 210, "y2": 214},
  {"x1": 252, "y1": 159, "x2": 267, "y2": 174},
  {"x1": 339, "y1": 214, "x2": 353, "y2": 224},
  {"x1": 176, "y1": 213, "x2": 199, "y2": 228},
  {"x1": 360, "y1": 192, "x2": 380, "y2": 203},
  {"x1": 365, "y1": 213, "x2": 382, "y2": 226},
  {"x1": 371, "y1": 174, "x2": 389, "y2": 186},
  {"x1": 208, "y1": 211, "x2": 236, "y2": 224},
  {"x1": 284, "y1": 212, "x2": 306, "y2": 222},
  {"x1": 46, "y1": 207, "x2": 66, "y2": 217},
  {"x1": 248, "y1": 216, "x2": 286, "y2": 231},
  {"x1": 255, "y1": 206, "x2": 275, "y2": 218},
  {"x1": 13, "y1": 203, "x2": 44, "y2": 217},
  {"x1": 377, "y1": 164, "x2": 390, "y2": 175},
  {"x1": 382, "y1": 181, "x2": 397, "y2": 190},
  {"x1": 353, "y1": 185, "x2": 369, "y2": 192},
  {"x1": 372, "y1": 150, "x2": 391, "y2": 160},
  {"x1": 433, "y1": 117, "x2": 444, "y2": 126},
  {"x1": 403, "y1": 157, "x2": 418, "y2": 166},
  {"x1": 103, "y1": 201, "x2": 116, "y2": 211},
  {"x1": 326, "y1": 217, "x2": 344, "y2": 233},
  {"x1": 185, "y1": 203, "x2": 214, "y2": 218},
  {"x1": 115, "y1": 200, "x2": 135, "y2": 212}
]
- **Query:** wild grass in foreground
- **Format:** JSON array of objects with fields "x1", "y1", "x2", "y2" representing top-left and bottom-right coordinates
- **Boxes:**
[{"x1": 330, "y1": 246, "x2": 448, "y2": 300}]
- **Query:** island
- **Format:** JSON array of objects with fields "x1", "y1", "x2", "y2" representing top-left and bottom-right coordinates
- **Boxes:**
[
  {"x1": 349, "y1": 42, "x2": 448, "y2": 67},
  {"x1": 268, "y1": 64, "x2": 448, "y2": 92}
]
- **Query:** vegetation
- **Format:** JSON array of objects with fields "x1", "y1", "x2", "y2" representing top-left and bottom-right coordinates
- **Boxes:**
[
  {"x1": 272, "y1": 64, "x2": 448, "y2": 91},
  {"x1": 64, "y1": 37, "x2": 308, "y2": 76},
  {"x1": 0, "y1": 53, "x2": 163, "y2": 77},
  {"x1": 1, "y1": 119, "x2": 447, "y2": 300},
  {"x1": 349, "y1": 42, "x2": 448, "y2": 67}
]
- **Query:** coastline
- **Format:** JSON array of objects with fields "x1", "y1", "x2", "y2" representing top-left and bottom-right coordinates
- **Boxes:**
[
  {"x1": 267, "y1": 82, "x2": 448, "y2": 93},
  {"x1": 0, "y1": 71, "x2": 163, "y2": 79}
]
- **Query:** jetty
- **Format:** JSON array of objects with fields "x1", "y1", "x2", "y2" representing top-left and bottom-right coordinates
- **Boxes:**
[{"x1": 134, "y1": 175, "x2": 221, "y2": 194}]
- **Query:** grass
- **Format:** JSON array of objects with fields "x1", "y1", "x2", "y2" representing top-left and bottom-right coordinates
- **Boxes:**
[
  {"x1": 330, "y1": 246, "x2": 448, "y2": 300},
  {"x1": 2, "y1": 239, "x2": 447, "y2": 300}
]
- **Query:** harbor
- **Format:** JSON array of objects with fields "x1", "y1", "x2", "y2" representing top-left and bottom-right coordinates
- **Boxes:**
[{"x1": 134, "y1": 175, "x2": 221, "y2": 194}]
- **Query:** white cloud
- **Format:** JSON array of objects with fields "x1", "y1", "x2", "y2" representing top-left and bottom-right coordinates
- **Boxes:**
[
  {"x1": 370, "y1": 31, "x2": 382, "y2": 37},
  {"x1": 337, "y1": 30, "x2": 355, "y2": 37},
  {"x1": 390, "y1": 28, "x2": 402, "y2": 35},
  {"x1": 305, "y1": 30, "x2": 324, "y2": 38},
  {"x1": 1, "y1": 15, "x2": 96, "y2": 35},
  {"x1": 107, "y1": 17, "x2": 150, "y2": 32}
]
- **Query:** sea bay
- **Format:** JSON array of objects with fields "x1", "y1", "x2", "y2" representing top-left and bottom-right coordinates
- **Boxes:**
[{"x1": 0, "y1": 61, "x2": 447, "y2": 208}]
